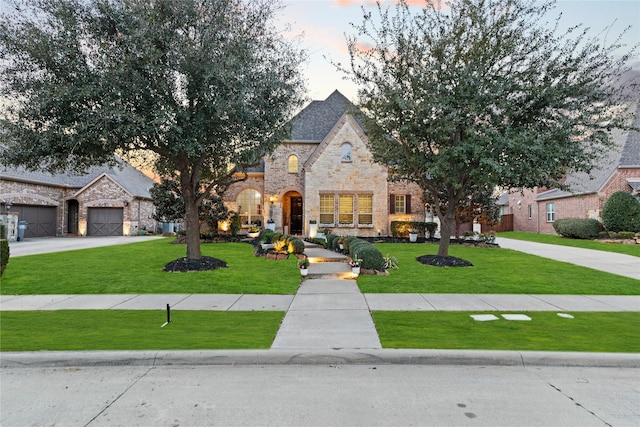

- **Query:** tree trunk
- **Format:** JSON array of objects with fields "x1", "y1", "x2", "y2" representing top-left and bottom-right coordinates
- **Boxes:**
[
  {"x1": 180, "y1": 172, "x2": 202, "y2": 260},
  {"x1": 437, "y1": 207, "x2": 456, "y2": 257}
]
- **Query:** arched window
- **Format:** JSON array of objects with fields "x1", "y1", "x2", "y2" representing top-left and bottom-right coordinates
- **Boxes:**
[
  {"x1": 237, "y1": 189, "x2": 262, "y2": 226},
  {"x1": 288, "y1": 155, "x2": 298, "y2": 173},
  {"x1": 341, "y1": 143, "x2": 352, "y2": 162}
]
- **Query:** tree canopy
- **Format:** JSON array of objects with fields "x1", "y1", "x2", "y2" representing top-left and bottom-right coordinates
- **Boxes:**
[
  {"x1": 0, "y1": 0, "x2": 306, "y2": 262},
  {"x1": 342, "y1": 0, "x2": 637, "y2": 257}
]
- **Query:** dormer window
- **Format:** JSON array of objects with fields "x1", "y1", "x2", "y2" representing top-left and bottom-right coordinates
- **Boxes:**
[
  {"x1": 341, "y1": 143, "x2": 352, "y2": 162},
  {"x1": 288, "y1": 155, "x2": 298, "y2": 173}
]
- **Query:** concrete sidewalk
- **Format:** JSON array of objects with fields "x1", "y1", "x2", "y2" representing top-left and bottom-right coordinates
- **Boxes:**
[{"x1": 2, "y1": 293, "x2": 638, "y2": 312}]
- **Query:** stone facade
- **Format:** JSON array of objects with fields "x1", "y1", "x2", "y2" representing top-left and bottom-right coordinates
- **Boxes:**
[
  {"x1": 224, "y1": 92, "x2": 425, "y2": 237},
  {"x1": 1, "y1": 159, "x2": 156, "y2": 237}
]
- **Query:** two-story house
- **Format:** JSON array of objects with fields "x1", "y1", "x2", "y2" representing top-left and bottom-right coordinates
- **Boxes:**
[{"x1": 224, "y1": 90, "x2": 425, "y2": 237}]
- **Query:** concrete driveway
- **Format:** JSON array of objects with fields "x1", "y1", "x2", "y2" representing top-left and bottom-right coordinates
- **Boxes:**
[{"x1": 8, "y1": 236, "x2": 165, "y2": 257}]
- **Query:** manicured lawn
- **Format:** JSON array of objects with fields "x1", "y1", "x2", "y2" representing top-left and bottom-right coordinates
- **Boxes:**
[
  {"x1": 0, "y1": 310, "x2": 284, "y2": 351},
  {"x1": 499, "y1": 231, "x2": 640, "y2": 257},
  {"x1": 372, "y1": 311, "x2": 640, "y2": 352},
  {"x1": 1, "y1": 239, "x2": 300, "y2": 295},
  {"x1": 358, "y1": 243, "x2": 639, "y2": 294}
]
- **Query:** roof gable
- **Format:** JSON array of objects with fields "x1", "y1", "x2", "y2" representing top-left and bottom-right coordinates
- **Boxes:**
[
  {"x1": 288, "y1": 90, "x2": 357, "y2": 142},
  {"x1": 0, "y1": 156, "x2": 154, "y2": 198}
]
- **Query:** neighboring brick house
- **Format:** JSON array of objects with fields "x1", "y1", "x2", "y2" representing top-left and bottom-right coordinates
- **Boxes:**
[
  {"x1": 506, "y1": 104, "x2": 640, "y2": 234},
  {"x1": 0, "y1": 157, "x2": 156, "y2": 237},
  {"x1": 224, "y1": 90, "x2": 425, "y2": 237}
]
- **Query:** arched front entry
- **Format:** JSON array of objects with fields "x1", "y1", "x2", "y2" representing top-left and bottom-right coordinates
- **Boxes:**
[{"x1": 282, "y1": 191, "x2": 303, "y2": 235}]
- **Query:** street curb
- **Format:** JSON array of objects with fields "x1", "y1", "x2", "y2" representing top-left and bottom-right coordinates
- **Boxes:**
[{"x1": 2, "y1": 349, "x2": 639, "y2": 369}]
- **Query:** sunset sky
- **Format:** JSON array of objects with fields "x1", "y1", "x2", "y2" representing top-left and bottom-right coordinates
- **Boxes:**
[{"x1": 279, "y1": 0, "x2": 640, "y2": 103}]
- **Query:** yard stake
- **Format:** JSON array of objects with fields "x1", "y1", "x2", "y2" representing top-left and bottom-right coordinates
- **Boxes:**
[{"x1": 161, "y1": 303, "x2": 171, "y2": 328}]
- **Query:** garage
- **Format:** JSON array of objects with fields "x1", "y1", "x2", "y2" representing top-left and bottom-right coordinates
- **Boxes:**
[
  {"x1": 88, "y1": 208, "x2": 123, "y2": 236},
  {"x1": 13, "y1": 205, "x2": 57, "y2": 237}
]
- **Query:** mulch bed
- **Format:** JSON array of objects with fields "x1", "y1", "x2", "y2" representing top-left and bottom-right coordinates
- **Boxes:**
[
  {"x1": 163, "y1": 256, "x2": 228, "y2": 272},
  {"x1": 416, "y1": 255, "x2": 473, "y2": 267}
]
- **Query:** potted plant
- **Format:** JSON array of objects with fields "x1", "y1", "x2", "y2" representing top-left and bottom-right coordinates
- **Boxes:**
[
  {"x1": 266, "y1": 218, "x2": 276, "y2": 231},
  {"x1": 349, "y1": 255, "x2": 362, "y2": 275},
  {"x1": 338, "y1": 236, "x2": 345, "y2": 250},
  {"x1": 409, "y1": 228, "x2": 418, "y2": 243},
  {"x1": 298, "y1": 257, "x2": 310, "y2": 276},
  {"x1": 247, "y1": 225, "x2": 260, "y2": 238}
]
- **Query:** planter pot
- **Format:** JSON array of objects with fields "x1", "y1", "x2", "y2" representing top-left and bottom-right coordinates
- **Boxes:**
[
  {"x1": 300, "y1": 268, "x2": 309, "y2": 276},
  {"x1": 247, "y1": 232, "x2": 260, "y2": 238},
  {"x1": 409, "y1": 233, "x2": 418, "y2": 242},
  {"x1": 339, "y1": 244, "x2": 344, "y2": 250},
  {"x1": 266, "y1": 223, "x2": 276, "y2": 231},
  {"x1": 309, "y1": 223, "x2": 318, "y2": 238},
  {"x1": 351, "y1": 266, "x2": 361, "y2": 275}
]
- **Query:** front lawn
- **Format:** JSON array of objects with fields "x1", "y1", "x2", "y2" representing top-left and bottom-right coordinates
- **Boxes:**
[
  {"x1": 0, "y1": 239, "x2": 300, "y2": 295},
  {"x1": 358, "y1": 243, "x2": 639, "y2": 294},
  {"x1": 499, "y1": 231, "x2": 640, "y2": 257},
  {"x1": 0, "y1": 310, "x2": 284, "y2": 351},
  {"x1": 373, "y1": 311, "x2": 640, "y2": 352}
]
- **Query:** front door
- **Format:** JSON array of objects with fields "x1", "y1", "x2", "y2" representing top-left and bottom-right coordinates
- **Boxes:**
[{"x1": 290, "y1": 196, "x2": 303, "y2": 235}]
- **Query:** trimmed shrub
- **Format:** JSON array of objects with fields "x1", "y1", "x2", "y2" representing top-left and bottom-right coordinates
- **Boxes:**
[
  {"x1": 286, "y1": 236, "x2": 305, "y2": 254},
  {"x1": 260, "y1": 229, "x2": 275, "y2": 244},
  {"x1": 553, "y1": 218, "x2": 601, "y2": 239},
  {"x1": 0, "y1": 239, "x2": 9, "y2": 276},
  {"x1": 618, "y1": 231, "x2": 635, "y2": 239},
  {"x1": 390, "y1": 221, "x2": 438, "y2": 238},
  {"x1": 0, "y1": 224, "x2": 6, "y2": 239},
  {"x1": 343, "y1": 236, "x2": 358, "y2": 252},
  {"x1": 603, "y1": 191, "x2": 640, "y2": 232},
  {"x1": 326, "y1": 233, "x2": 339, "y2": 250},
  {"x1": 347, "y1": 237, "x2": 385, "y2": 270}
]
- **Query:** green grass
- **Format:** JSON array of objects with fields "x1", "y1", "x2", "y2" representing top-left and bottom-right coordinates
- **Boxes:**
[
  {"x1": 499, "y1": 231, "x2": 640, "y2": 257},
  {"x1": 0, "y1": 310, "x2": 285, "y2": 351},
  {"x1": 373, "y1": 311, "x2": 640, "y2": 352},
  {"x1": 1, "y1": 239, "x2": 301, "y2": 295},
  {"x1": 358, "y1": 243, "x2": 639, "y2": 294}
]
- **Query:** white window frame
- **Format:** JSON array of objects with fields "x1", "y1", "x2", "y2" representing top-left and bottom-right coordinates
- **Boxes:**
[
  {"x1": 341, "y1": 143, "x2": 352, "y2": 162},
  {"x1": 358, "y1": 194, "x2": 373, "y2": 226},
  {"x1": 338, "y1": 194, "x2": 354, "y2": 226},
  {"x1": 546, "y1": 203, "x2": 555, "y2": 222},
  {"x1": 237, "y1": 189, "x2": 262, "y2": 226},
  {"x1": 395, "y1": 195, "x2": 406, "y2": 214},
  {"x1": 319, "y1": 194, "x2": 335, "y2": 226}
]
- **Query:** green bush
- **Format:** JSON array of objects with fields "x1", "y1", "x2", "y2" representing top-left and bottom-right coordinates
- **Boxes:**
[
  {"x1": 0, "y1": 224, "x2": 6, "y2": 240},
  {"x1": 343, "y1": 236, "x2": 358, "y2": 252},
  {"x1": 390, "y1": 221, "x2": 438, "y2": 238},
  {"x1": 618, "y1": 231, "x2": 635, "y2": 240},
  {"x1": 603, "y1": 191, "x2": 640, "y2": 232},
  {"x1": 0, "y1": 239, "x2": 9, "y2": 276},
  {"x1": 259, "y1": 229, "x2": 275, "y2": 244},
  {"x1": 553, "y1": 218, "x2": 601, "y2": 239},
  {"x1": 326, "y1": 233, "x2": 339, "y2": 250},
  {"x1": 347, "y1": 237, "x2": 385, "y2": 270}
]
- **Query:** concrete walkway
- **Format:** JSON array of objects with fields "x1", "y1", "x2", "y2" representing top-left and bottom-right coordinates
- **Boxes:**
[{"x1": 497, "y1": 237, "x2": 640, "y2": 280}]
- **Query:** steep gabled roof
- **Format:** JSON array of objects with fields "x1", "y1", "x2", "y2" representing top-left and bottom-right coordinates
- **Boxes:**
[
  {"x1": 537, "y1": 103, "x2": 640, "y2": 201},
  {"x1": 0, "y1": 156, "x2": 155, "y2": 199},
  {"x1": 288, "y1": 90, "x2": 356, "y2": 142}
]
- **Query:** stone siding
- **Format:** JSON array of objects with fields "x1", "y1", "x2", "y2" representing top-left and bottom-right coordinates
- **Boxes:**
[{"x1": 304, "y1": 115, "x2": 389, "y2": 237}]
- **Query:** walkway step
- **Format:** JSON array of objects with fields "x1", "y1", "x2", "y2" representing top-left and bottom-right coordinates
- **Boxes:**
[{"x1": 307, "y1": 262, "x2": 354, "y2": 280}]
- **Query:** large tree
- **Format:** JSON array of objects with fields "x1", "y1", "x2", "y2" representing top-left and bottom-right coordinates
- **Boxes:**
[
  {"x1": 0, "y1": 0, "x2": 305, "y2": 262},
  {"x1": 342, "y1": 0, "x2": 637, "y2": 257}
]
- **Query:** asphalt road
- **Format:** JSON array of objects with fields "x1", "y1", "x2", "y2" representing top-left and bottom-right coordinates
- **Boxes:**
[{"x1": 2, "y1": 363, "x2": 639, "y2": 426}]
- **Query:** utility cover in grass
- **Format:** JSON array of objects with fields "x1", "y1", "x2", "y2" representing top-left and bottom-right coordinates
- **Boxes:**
[
  {"x1": 557, "y1": 313, "x2": 575, "y2": 319},
  {"x1": 502, "y1": 314, "x2": 532, "y2": 321},
  {"x1": 416, "y1": 255, "x2": 473, "y2": 267},
  {"x1": 163, "y1": 256, "x2": 228, "y2": 272},
  {"x1": 470, "y1": 314, "x2": 499, "y2": 321}
]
